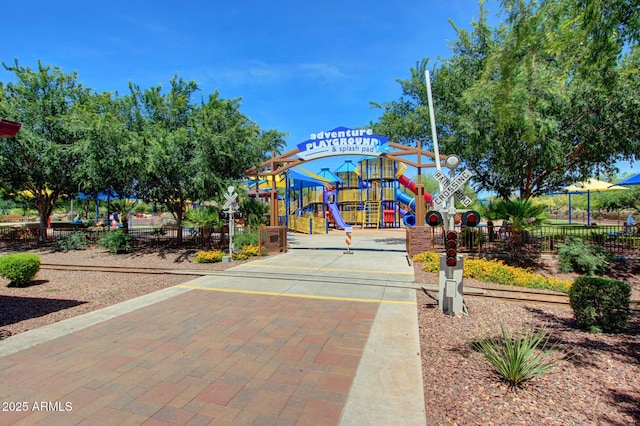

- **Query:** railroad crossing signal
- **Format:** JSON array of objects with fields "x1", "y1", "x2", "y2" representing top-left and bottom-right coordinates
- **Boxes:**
[
  {"x1": 222, "y1": 185, "x2": 238, "y2": 210},
  {"x1": 444, "y1": 230, "x2": 458, "y2": 267},
  {"x1": 432, "y1": 169, "x2": 473, "y2": 208}
]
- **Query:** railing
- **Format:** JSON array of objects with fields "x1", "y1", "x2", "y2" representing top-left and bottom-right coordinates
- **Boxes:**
[
  {"x1": 3, "y1": 223, "x2": 639, "y2": 256},
  {"x1": 0, "y1": 224, "x2": 230, "y2": 249},
  {"x1": 429, "y1": 224, "x2": 640, "y2": 256},
  {"x1": 288, "y1": 214, "x2": 328, "y2": 234}
]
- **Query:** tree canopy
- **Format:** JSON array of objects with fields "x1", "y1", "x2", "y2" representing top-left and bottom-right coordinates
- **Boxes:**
[
  {"x1": 0, "y1": 60, "x2": 92, "y2": 239},
  {"x1": 0, "y1": 62, "x2": 286, "y2": 239},
  {"x1": 372, "y1": 0, "x2": 640, "y2": 200}
]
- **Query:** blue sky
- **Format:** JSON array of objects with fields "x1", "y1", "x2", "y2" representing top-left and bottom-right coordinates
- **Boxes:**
[{"x1": 2, "y1": 0, "x2": 635, "y2": 177}]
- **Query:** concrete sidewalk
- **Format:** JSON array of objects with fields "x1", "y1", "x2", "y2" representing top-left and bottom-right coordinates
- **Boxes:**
[{"x1": 0, "y1": 233, "x2": 426, "y2": 425}]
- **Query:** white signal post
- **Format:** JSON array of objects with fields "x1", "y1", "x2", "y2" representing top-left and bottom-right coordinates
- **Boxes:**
[
  {"x1": 222, "y1": 185, "x2": 238, "y2": 263},
  {"x1": 437, "y1": 155, "x2": 466, "y2": 315}
]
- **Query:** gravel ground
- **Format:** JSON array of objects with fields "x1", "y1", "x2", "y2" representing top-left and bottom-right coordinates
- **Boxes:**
[
  {"x1": 414, "y1": 264, "x2": 640, "y2": 425},
  {"x1": 1, "y1": 246, "x2": 639, "y2": 424}
]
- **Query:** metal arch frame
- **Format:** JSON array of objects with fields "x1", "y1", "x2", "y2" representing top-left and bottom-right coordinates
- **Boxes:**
[{"x1": 245, "y1": 141, "x2": 447, "y2": 227}]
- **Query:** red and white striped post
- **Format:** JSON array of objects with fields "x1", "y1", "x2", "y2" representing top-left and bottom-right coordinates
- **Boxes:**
[{"x1": 344, "y1": 225, "x2": 353, "y2": 254}]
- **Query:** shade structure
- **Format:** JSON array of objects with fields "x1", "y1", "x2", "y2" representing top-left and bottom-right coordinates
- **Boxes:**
[
  {"x1": 0, "y1": 118, "x2": 21, "y2": 138},
  {"x1": 335, "y1": 160, "x2": 358, "y2": 174},
  {"x1": 287, "y1": 167, "x2": 332, "y2": 189},
  {"x1": 561, "y1": 178, "x2": 629, "y2": 226},
  {"x1": 616, "y1": 173, "x2": 640, "y2": 186},
  {"x1": 316, "y1": 167, "x2": 343, "y2": 184},
  {"x1": 247, "y1": 174, "x2": 286, "y2": 190}
]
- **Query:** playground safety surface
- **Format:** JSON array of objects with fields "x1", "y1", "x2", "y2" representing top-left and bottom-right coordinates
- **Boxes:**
[{"x1": 0, "y1": 230, "x2": 426, "y2": 425}]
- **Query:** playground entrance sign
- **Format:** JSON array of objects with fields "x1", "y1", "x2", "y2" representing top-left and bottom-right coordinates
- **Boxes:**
[
  {"x1": 296, "y1": 126, "x2": 389, "y2": 161},
  {"x1": 432, "y1": 169, "x2": 473, "y2": 208}
]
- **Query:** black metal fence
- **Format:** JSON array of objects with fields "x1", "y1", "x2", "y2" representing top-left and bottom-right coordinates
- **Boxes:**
[
  {"x1": 445, "y1": 224, "x2": 640, "y2": 256},
  {"x1": 2, "y1": 223, "x2": 639, "y2": 256},
  {"x1": 0, "y1": 224, "x2": 230, "y2": 249}
]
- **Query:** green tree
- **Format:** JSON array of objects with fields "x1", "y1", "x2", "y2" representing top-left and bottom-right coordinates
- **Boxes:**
[
  {"x1": 72, "y1": 92, "x2": 143, "y2": 202},
  {"x1": 0, "y1": 60, "x2": 92, "y2": 240},
  {"x1": 130, "y1": 75, "x2": 285, "y2": 244},
  {"x1": 184, "y1": 206, "x2": 221, "y2": 247},
  {"x1": 372, "y1": 0, "x2": 640, "y2": 201}
]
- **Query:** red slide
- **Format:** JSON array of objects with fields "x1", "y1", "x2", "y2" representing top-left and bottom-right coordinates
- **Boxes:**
[{"x1": 398, "y1": 174, "x2": 434, "y2": 204}]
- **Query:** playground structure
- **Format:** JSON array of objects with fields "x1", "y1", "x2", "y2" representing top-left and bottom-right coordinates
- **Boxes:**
[
  {"x1": 245, "y1": 127, "x2": 447, "y2": 233},
  {"x1": 251, "y1": 157, "x2": 438, "y2": 234}
]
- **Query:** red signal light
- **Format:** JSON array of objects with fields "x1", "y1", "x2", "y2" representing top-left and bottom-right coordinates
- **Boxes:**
[
  {"x1": 426, "y1": 211, "x2": 443, "y2": 227},
  {"x1": 461, "y1": 211, "x2": 481, "y2": 227},
  {"x1": 444, "y1": 231, "x2": 458, "y2": 267}
]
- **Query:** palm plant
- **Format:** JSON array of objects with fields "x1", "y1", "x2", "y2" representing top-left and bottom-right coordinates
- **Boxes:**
[
  {"x1": 108, "y1": 198, "x2": 138, "y2": 233},
  {"x1": 184, "y1": 206, "x2": 221, "y2": 246},
  {"x1": 484, "y1": 198, "x2": 549, "y2": 260},
  {"x1": 239, "y1": 198, "x2": 270, "y2": 229}
]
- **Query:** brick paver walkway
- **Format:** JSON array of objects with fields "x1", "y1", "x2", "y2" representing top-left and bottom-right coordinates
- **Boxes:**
[{"x1": 0, "y1": 289, "x2": 378, "y2": 425}]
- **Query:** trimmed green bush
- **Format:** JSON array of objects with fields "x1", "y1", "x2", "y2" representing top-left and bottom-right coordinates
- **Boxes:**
[
  {"x1": 98, "y1": 229, "x2": 132, "y2": 253},
  {"x1": 0, "y1": 253, "x2": 41, "y2": 287},
  {"x1": 569, "y1": 277, "x2": 631, "y2": 333}
]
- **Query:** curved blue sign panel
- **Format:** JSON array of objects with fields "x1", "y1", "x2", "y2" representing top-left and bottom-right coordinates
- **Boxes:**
[{"x1": 296, "y1": 126, "x2": 389, "y2": 160}]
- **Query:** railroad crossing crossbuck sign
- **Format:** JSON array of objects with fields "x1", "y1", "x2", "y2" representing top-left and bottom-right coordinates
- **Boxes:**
[
  {"x1": 222, "y1": 185, "x2": 238, "y2": 211},
  {"x1": 432, "y1": 169, "x2": 473, "y2": 208}
]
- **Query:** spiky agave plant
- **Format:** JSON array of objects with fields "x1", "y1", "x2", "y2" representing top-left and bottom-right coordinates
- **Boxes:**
[{"x1": 474, "y1": 321, "x2": 559, "y2": 388}]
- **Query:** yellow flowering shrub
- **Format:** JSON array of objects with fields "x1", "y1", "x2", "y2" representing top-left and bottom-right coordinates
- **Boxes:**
[
  {"x1": 240, "y1": 244, "x2": 268, "y2": 257},
  {"x1": 195, "y1": 250, "x2": 224, "y2": 263},
  {"x1": 412, "y1": 251, "x2": 440, "y2": 272},
  {"x1": 413, "y1": 252, "x2": 572, "y2": 293}
]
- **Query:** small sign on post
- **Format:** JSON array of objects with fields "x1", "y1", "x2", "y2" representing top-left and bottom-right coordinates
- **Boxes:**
[{"x1": 344, "y1": 225, "x2": 353, "y2": 254}]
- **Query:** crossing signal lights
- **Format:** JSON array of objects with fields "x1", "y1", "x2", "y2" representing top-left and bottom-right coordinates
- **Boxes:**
[
  {"x1": 461, "y1": 210, "x2": 481, "y2": 227},
  {"x1": 445, "y1": 230, "x2": 458, "y2": 267},
  {"x1": 426, "y1": 211, "x2": 443, "y2": 227}
]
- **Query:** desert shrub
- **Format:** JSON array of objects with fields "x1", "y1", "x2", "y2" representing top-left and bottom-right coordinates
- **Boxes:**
[
  {"x1": 195, "y1": 250, "x2": 224, "y2": 263},
  {"x1": 98, "y1": 229, "x2": 132, "y2": 253},
  {"x1": 558, "y1": 237, "x2": 609, "y2": 275},
  {"x1": 53, "y1": 231, "x2": 87, "y2": 251},
  {"x1": 233, "y1": 230, "x2": 260, "y2": 248},
  {"x1": 413, "y1": 252, "x2": 572, "y2": 293},
  {"x1": 0, "y1": 253, "x2": 41, "y2": 286},
  {"x1": 474, "y1": 321, "x2": 558, "y2": 388},
  {"x1": 569, "y1": 277, "x2": 631, "y2": 333}
]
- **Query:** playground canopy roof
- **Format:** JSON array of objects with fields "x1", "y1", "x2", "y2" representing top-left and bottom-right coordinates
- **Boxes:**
[
  {"x1": 334, "y1": 160, "x2": 358, "y2": 174},
  {"x1": 287, "y1": 167, "x2": 332, "y2": 189},
  {"x1": 316, "y1": 168, "x2": 343, "y2": 183},
  {"x1": 615, "y1": 173, "x2": 640, "y2": 186}
]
